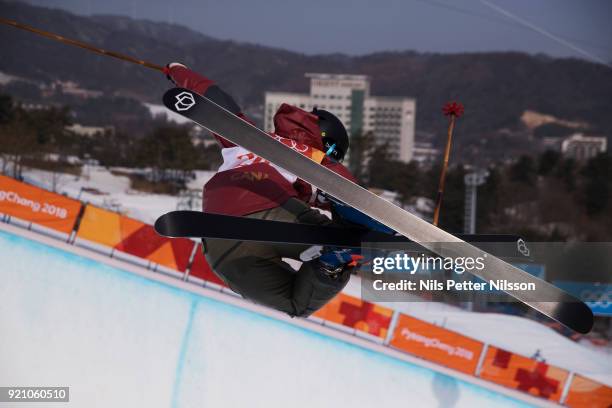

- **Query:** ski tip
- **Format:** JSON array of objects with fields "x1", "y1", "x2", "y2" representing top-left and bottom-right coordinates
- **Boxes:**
[
  {"x1": 154, "y1": 211, "x2": 200, "y2": 238},
  {"x1": 556, "y1": 301, "x2": 594, "y2": 334},
  {"x1": 162, "y1": 87, "x2": 196, "y2": 113},
  {"x1": 154, "y1": 211, "x2": 186, "y2": 237},
  {"x1": 153, "y1": 214, "x2": 170, "y2": 237}
]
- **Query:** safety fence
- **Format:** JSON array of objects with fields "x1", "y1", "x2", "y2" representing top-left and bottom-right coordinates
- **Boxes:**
[{"x1": 1, "y1": 174, "x2": 610, "y2": 407}]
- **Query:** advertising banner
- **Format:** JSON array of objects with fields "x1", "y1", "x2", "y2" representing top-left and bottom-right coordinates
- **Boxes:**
[
  {"x1": 389, "y1": 314, "x2": 484, "y2": 374},
  {"x1": 313, "y1": 293, "x2": 393, "y2": 338},
  {"x1": 564, "y1": 374, "x2": 612, "y2": 408},
  {"x1": 0, "y1": 175, "x2": 82, "y2": 234},
  {"x1": 76, "y1": 205, "x2": 194, "y2": 271},
  {"x1": 554, "y1": 281, "x2": 612, "y2": 317},
  {"x1": 478, "y1": 346, "x2": 569, "y2": 401}
]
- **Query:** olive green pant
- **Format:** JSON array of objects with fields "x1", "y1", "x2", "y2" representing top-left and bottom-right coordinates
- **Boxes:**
[{"x1": 203, "y1": 199, "x2": 351, "y2": 317}]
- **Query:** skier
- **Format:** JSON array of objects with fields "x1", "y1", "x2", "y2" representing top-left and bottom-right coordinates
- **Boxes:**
[{"x1": 165, "y1": 63, "x2": 358, "y2": 317}]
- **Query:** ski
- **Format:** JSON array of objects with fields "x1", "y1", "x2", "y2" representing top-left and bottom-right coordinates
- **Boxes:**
[
  {"x1": 162, "y1": 87, "x2": 593, "y2": 333},
  {"x1": 155, "y1": 211, "x2": 530, "y2": 260}
]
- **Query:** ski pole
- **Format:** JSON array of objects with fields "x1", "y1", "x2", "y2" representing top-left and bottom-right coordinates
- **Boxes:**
[
  {"x1": 432, "y1": 101, "x2": 464, "y2": 226},
  {"x1": 0, "y1": 17, "x2": 165, "y2": 72}
]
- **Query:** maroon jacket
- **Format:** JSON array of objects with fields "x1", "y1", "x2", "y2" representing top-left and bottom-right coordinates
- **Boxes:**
[{"x1": 167, "y1": 65, "x2": 357, "y2": 216}]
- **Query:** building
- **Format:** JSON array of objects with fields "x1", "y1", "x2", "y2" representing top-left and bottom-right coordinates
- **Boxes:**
[
  {"x1": 412, "y1": 141, "x2": 440, "y2": 166},
  {"x1": 264, "y1": 73, "x2": 416, "y2": 162},
  {"x1": 561, "y1": 133, "x2": 607, "y2": 161}
]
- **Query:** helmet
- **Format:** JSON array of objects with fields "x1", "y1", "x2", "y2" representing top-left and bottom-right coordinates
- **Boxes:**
[{"x1": 313, "y1": 108, "x2": 349, "y2": 161}]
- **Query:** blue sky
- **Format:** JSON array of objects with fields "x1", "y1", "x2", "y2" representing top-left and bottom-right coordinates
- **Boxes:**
[{"x1": 18, "y1": 0, "x2": 612, "y2": 64}]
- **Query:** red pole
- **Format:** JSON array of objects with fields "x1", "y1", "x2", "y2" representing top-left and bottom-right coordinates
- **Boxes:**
[{"x1": 432, "y1": 101, "x2": 464, "y2": 226}]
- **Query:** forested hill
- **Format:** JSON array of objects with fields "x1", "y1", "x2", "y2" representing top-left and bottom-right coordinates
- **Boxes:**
[{"x1": 1, "y1": 0, "x2": 611, "y2": 151}]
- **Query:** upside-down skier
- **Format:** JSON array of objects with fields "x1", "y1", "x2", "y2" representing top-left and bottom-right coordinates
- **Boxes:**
[{"x1": 165, "y1": 63, "x2": 360, "y2": 317}]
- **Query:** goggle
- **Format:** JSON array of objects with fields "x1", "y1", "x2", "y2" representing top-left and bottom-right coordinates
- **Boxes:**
[{"x1": 323, "y1": 139, "x2": 344, "y2": 162}]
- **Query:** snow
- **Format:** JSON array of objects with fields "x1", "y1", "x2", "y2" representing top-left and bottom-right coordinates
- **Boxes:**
[
  {"x1": 14, "y1": 164, "x2": 612, "y2": 387},
  {"x1": 21, "y1": 166, "x2": 215, "y2": 224},
  {"x1": 0, "y1": 70, "x2": 21, "y2": 85},
  {"x1": 145, "y1": 102, "x2": 195, "y2": 125},
  {"x1": 0, "y1": 230, "x2": 536, "y2": 408}
]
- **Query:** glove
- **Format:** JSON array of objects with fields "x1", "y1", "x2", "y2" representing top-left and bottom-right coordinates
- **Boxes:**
[
  {"x1": 163, "y1": 62, "x2": 187, "y2": 84},
  {"x1": 163, "y1": 63, "x2": 214, "y2": 95}
]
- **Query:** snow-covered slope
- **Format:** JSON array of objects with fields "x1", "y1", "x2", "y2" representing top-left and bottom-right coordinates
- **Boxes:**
[
  {"x1": 17, "y1": 165, "x2": 612, "y2": 386},
  {"x1": 21, "y1": 166, "x2": 215, "y2": 224},
  {"x1": 0, "y1": 228, "x2": 541, "y2": 408}
]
